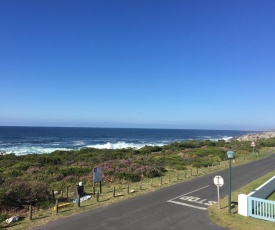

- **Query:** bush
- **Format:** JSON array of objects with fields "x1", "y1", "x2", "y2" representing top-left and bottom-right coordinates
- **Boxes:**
[
  {"x1": 12, "y1": 162, "x2": 31, "y2": 171},
  {"x1": 59, "y1": 167, "x2": 91, "y2": 177},
  {"x1": 0, "y1": 179, "x2": 50, "y2": 208},
  {"x1": 0, "y1": 211, "x2": 8, "y2": 222},
  {"x1": 6, "y1": 169, "x2": 22, "y2": 177}
]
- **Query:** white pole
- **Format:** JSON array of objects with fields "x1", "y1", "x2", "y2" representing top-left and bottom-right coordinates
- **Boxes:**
[{"x1": 217, "y1": 176, "x2": 220, "y2": 209}]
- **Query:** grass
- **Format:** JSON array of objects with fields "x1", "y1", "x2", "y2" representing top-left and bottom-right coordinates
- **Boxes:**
[
  {"x1": 1, "y1": 149, "x2": 274, "y2": 230},
  {"x1": 208, "y1": 171, "x2": 275, "y2": 230},
  {"x1": 267, "y1": 192, "x2": 275, "y2": 201}
]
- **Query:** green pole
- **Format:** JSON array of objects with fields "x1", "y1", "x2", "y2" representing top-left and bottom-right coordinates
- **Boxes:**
[{"x1": 228, "y1": 159, "x2": 232, "y2": 213}]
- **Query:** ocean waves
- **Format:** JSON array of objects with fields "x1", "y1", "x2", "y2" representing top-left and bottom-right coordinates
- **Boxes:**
[
  {"x1": 0, "y1": 127, "x2": 252, "y2": 155},
  {"x1": 1, "y1": 138, "x2": 232, "y2": 155},
  {"x1": 0, "y1": 141, "x2": 164, "y2": 155},
  {"x1": 1, "y1": 146, "x2": 71, "y2": 155},
  {"x1": 87, "y1": 141, "x2": 165, "y2": 150}
]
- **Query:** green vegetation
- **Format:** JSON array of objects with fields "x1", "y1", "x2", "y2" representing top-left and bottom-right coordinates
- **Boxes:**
[{"x1": 1, "y1": 137, "x2": 275, "y2": 228}]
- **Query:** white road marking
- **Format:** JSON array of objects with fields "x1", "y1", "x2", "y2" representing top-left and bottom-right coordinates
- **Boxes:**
[
  {"x1": 167, "y1": 200, "x2": 207, "y2": 210},
  {"x1": 167, "y1": 185, "x2": 210, "y2": 202},
  {"x1": 167, "y1": 185, "x2": 215, "y2": 211}
]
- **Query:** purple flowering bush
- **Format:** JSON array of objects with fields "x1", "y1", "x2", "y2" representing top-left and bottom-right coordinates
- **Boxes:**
[{"x1": 95, "y1": 159, "x2": 164, "y2": 182}]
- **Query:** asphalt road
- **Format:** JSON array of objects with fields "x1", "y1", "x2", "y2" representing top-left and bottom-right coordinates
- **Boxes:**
[{"x1": 33, "y1": 154, "x2": 275, "y2": 230}]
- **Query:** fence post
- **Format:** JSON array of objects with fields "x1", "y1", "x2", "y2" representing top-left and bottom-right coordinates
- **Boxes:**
[
  {"x1": 160, "y1": 177, "x2": 162, "y2": 185},
  {"x1": 140, "y1": 181, "x2": 142, "y2": 190},
  {"x1": 168, "y1": 174, "x2": 171, "y2": 183},
  {"x1": 184, "y1": 170, "x2": 186, "y2": 178},
  {"x1": 93, "y1": 186, "x2": 95, "y2": 197},
  {"x1": 29, "y1": 205, "x2": 32, "y2": 220},
  {"x1": 196, "y1": 168, "x2": 198, "y2": 174},
  {"x1": 77, "y1": 195, "x2": 80, "y2": 207},
  {"x1": 96, "y1": 191, "x2": 99, "y2": 202},
  {"x1": 66, "y1": 186, "x2": 69, "y2": 199},
  {"x1": 177, "y1": 172, "x2": 179, "y2": 180},
  {"x1": 56, "y1": 199, "x2": 59, "y2": 213},
  {"x1": 113, "y1": 186, "x2": 116, "y2": 197},
  {"x1": 52, "y1": 190, "x2": 55, "y2": 199},
  {"x1": 127, "y1": 183, "x2": 130, "y2": 194}
]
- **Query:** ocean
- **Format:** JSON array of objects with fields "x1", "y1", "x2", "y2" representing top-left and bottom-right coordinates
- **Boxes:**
[{"x1": 0, "y1": 126, "x2": 253, "y2": 155}]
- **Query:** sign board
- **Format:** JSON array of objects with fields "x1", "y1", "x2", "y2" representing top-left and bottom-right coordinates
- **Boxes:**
[
  {"x1": 213, "y1": 175, "x2": 224, "y2": 187},
  {"x1": 251, "y1": 141, "x2": 256, "y2": 147},
  {"x1": 93, "y1": 167, "x2": 102, "y2": 183}
]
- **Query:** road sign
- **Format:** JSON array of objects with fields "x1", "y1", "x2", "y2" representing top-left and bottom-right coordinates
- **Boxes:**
[
  {"x1": 213, "y1": 175, "x2": 224, "y2": 209},
  {"x1": 251, "y1": 141, "x2": 256, "y2": 147},
  {"x1": 93, "y1": 167, "x2": 102, "y2": 183},
  {"x1": 213, "y1": 175, "x2": 224, "y2": 187}
]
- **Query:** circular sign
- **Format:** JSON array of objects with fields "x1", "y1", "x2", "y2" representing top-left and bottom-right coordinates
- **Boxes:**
[{"x1": 213, "y1": 175, "x2": 224, "y2": 187}]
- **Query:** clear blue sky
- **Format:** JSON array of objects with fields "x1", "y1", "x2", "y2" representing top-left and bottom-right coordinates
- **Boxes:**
[{"x1": 1, "y1": 1, "x2": 274, "y2": 130}]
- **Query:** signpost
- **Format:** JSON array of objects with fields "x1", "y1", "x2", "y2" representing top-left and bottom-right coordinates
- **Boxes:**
[
  {"x1": 93, "y1": 167, "x2": 102, "y2": 194},
  {"x1": 213, "y1": 175, "x2": 224, "y2": 209}
]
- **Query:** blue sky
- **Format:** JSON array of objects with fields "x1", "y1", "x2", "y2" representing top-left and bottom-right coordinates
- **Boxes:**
[{"x1": 1, "y1": 0, "x2": 274, "y2": 130}]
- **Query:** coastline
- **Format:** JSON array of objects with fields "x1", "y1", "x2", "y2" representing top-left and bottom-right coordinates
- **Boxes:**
[{"x1": 236, "y1": 131, "x2": 275, "y2": 142}]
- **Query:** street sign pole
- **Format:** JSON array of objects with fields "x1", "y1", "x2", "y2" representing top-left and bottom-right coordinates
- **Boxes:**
[
  {"x1": 217, "y1": 183, "x2": 220, "y2": 209},
  {"x1": 217, "y1": 177, "x2": 220, "y2": 209},
  {"x1": 213, "y1": 175, "x2": 224, "y2": 210},
  {"x1": 228, "y1": 159, "x2": 232, "y2": 213}
]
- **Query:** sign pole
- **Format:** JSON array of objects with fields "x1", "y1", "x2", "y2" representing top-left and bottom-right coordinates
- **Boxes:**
[
  {"x1": 213, "y1": 175, "x2": 224, "y2": 210},
  {"x1": 228, "y1": 159, "x2": 232, "y2": 213},
  {"x1": 93, "y1": 167, "x2": 103, "y2": 194},
  {"x1": 217, "y1": 177, "x2": 220, "y2": 209}
]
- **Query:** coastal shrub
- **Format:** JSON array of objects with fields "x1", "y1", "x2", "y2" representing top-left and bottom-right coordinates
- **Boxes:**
[
  {"x1": 26, "y1": 166, "x2": 43, "y2": 174},
  {"x1": 1, "y1": 179, "x2": 50, "y2": 208},
  {"x1": 236, "y1": 150, "x2": 250, "y2": 156},
  {"x1": 174, "y1": 165, "x2": 187, "y2": 170},
  {"x1": 36, "y1": 200, "x2": 53, "y2": 209},
  {"x1": 5, "y1": 169, "x2": 22, "y2": 177},
  {"x1": 216, "y1": 140, "x2": 226, "y2": 147},
  {"x1": 139, "y1": 146, "x2": 162, "y2": 154},
  {"x1": 12, "y1": 162, "x2": 31, "y2": 171},
  {"x1": 202, "y1": 140, "x2": 216, "y2": 147},
  {"x1": 191, "y1": 159, "x2": 213, "y2": 168},
  {"x1": 144, "y1": 167, "x2": 163, "y2": 178},
  {"x1": 96, "y1": 159, "x2": 164, "y2": 182},
  {"x1": 63, "y1": 175, "x2": 78, "y2": 183},
  {"x1": 259, "y1": 137, "x2": 275, "y2": 147},
  {"x1": 191, "y1": 148, "x2": 224, "y2": 157},
  {"x1": 116, "y1": 172, "x2": 141, "y2": 182},
  {"x1": 59, "y1": 167, "x2": 91, "y2": 177},
  {"x1": 153, "y1": 155, "x2": 185, "y2": 168},
  {"x1": 169, "y1": 141, "x2": 202, "y2": 149},
  {"x1": 49, "y1": 181, "x2": 67, "y2": 192},
  {"x1": 0, "y1": 211, "x2": 8, "y2": 222}
]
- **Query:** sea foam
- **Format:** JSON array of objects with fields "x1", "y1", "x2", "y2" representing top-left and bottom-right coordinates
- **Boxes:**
[
  {"x1": 87, "y1": 141, "x2": 164, "y2": 150},
  {"x1": 1, "y1": 146, "x2": 71, "y2": 155}
]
